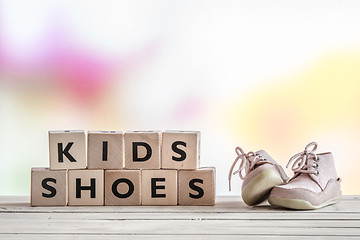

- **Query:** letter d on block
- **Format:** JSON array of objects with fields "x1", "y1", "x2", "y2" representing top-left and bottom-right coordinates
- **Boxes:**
[
  {"x1": 49, "y1": 130, "x2": 86, "y2": 170},
  {"x1": 124, "y1": 131, "x2": 161, "y2": 169}
]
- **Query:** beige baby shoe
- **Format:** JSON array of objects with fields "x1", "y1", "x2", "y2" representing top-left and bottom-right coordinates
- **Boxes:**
[
  {"x1": 268, "y1": 142, "x2": 342, "y2": 210},
  {"x1": 229, "y1": 147, "x2": 288, "y2": 206}
]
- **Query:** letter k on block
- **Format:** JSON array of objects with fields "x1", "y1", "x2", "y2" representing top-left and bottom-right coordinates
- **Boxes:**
[{"x1": 49, "y1": 130, "x2": 86, "y2": 170}]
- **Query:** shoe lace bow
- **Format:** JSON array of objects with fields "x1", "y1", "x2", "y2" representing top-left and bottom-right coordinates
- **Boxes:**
[
  {"x1": 228, "y1": 147, "x2": 268, "y2": 191},
  {"x1": 286, "y1": 142, "x2": 319, "y2": 175}
]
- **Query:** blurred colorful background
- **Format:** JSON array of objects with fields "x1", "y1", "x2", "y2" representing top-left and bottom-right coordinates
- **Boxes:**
[{"x1": 1, "y1": 0, "x2": 359, "y2": 196}]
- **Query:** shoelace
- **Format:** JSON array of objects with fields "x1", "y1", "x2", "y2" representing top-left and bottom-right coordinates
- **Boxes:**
[
  {"x1": 228, "y1": 147, "x2": 267, "y2": 191},
  {"x1": 286, "y1": 142, "x2": 319, "y2": 175}
]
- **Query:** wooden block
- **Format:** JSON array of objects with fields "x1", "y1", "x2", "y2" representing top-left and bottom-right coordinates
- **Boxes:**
[
  {"x1": 31, "y1": 168, "x2": 67, "y2": 206},
  {"x1": 105, "y1": 170, "x2": 141, "y2": 206},
  {"x1": 68, "y1": 170, "x2": 104, "y2": 206},
  {"x1": 161, "y1": 131, "x2": 200, "y2": 169},
  {"x1": 141, "y1": 170, "x2": 177, "y2": 205},
  {"x1": 49, "y1": 130, "x2": 86, "y2": 170},
  {"x1": 178, "y1": 167, "x2": 216, "y2": 206},
  {"x1": 124, "y1": 131, "x2": 161, "y2": 169},
  {"x1": 88, "y1": 131, "x2": 123, "y2": 170}
]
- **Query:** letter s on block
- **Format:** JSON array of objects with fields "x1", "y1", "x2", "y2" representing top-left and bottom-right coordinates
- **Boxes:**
[
  {"x1": 171, "y1": 141, "x2": 187, "y2": 161},
  {"x1": 189, "y1": 178, "x2": 204, "y2": 199},
  {"x1": 41, "y1": 178, "x2": 57, "y2": 198}
]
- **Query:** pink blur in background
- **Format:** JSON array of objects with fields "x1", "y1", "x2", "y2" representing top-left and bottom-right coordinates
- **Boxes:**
[{"x1": 0, "y1": 0, "x2": 359, "y2": 195}]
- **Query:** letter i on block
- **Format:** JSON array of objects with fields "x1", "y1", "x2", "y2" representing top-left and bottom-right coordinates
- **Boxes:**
[
  {"x1": 88, "y1": 131, "x2": 123, "y2": 169},
  {"x1": 31, "y1": 168, "x2": 67, "y2": 206},
  {"x1": 124, "y1": 131, "x2": 161, "y2": 169},
  {"x1": 68, "y1": 170, "x2": 104, "y2": 206},
  {"x1": 178, "y1": 167, "x2": 216, "y2": 206},
  {"x1": 162, "y1": 131, "x2": 200, "y2": 169},
  {"x1": 49, "y1": 130, "x2": 86, "y2": 170}
]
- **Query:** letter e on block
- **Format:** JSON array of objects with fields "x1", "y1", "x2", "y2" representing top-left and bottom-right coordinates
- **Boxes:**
[
  {"x1": 68, "y1": 170, "x2": 104, "y2": 206},
  {"x1": 141, "y1": 170, "x2": 177, "y2": 205},
  {"x1": 178, "y1": 168, "x2": 216, "y2": 206},
  {"x1": 162, "y1": 131, "x2": 200, "y2": 169},
  {"x1": 31, "y1": 168, "x2": 67, "y2": 206},
  {"x1": 49, "y1": 130, "x2": 86, "y2": 170}
]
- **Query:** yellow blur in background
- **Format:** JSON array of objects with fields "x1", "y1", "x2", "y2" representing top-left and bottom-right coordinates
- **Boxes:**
[{"x1": 0, "y1": 0, "x2": 359, "y2": 195}]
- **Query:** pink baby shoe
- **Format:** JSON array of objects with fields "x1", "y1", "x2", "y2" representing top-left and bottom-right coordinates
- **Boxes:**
[
  {"x1": 229, "y1": 147, "x2": 288, "y2": 206},
  {"x1": 268, "y1": 142, "x2": 342, "y2": 210}
]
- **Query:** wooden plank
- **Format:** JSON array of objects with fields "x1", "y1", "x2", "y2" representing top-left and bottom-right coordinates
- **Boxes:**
[
  {"x1": 1, "y1": 234, "x2": 359, "y2": 240},
  {"x1": 0, "y1": 219, "x2": 359, "y2": 236},
  {"x1": 0, "y1": 196, "x2": 359, "y2": 238},
  {"x1": 1, "y1": 212, "x2": 360, "y2": 220},
  {"x1": 0, "y1": 216, "x2": 359, "y2": 228},
  {"x1": 1, "y1": 196, "x2": 360, "y2": 213}
]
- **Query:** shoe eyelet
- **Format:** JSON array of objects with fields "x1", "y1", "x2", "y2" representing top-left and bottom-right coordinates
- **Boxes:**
[
  {"x1": 313, "y1": 162, "x2": 318, "y2": 168},
  {"x1": 314, "y1": 170, "x2": 319, "y2": 176},
  {"x1": 315, "y1": 155, "x2": 320, "y2": 161}
]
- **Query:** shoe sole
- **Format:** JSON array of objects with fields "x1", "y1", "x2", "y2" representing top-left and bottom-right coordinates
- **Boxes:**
[
  {"x1": 268, "y1": 194, "x2": 342, "y2": 210},
  {"x1": 242, "y1": 169, "x2": 285, "y2": 206}
]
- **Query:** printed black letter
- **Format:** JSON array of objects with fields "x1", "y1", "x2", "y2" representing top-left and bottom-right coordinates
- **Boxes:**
[
  {"x1": 112, "y1": 178, "x2": 134, "y2": 198},
  {"x1": 58, "y1": 142, "x2": 76, "y2": 163},
  {"x1": 189, "y1": 179, "x2": 204, "y2": 199},
  {"x1": 41, "y1": 178, "x2": 57, "y2": 198}
]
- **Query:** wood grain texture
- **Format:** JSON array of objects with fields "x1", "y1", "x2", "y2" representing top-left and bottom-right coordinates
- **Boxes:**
[
  {"x1": 0, "y1": 196, "x2": 360, "y2": 239},
  {"x1": 105, "y1": 170, "x2": 141, "y2": 206},
  {"x1": 141, "y1": 170, "x2": 177, "y2": 205},
  {"x1": 31, "y1": 168, "x2": 67, "y2": 206},
  {"x1": 87, "y1": 131, "x2": 123, "y2": 169},
  {"x1": 68, "y1": 170, "x2": 104, "y2": 206},
  {"x1": 49, "y1": 130, "x2": 86, "y2": 170},
  {"x1": 178, "y1": 167, "x2": 215, "y2": 206},
  {"x1": 124, "y1": 131, "x2": 161, "y2": 169},
  {"x1": 161, "y1": 131, "x2": 200, "y2": 170}
]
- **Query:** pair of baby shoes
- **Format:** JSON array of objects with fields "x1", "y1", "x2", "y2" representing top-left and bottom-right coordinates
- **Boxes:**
[{"x1": 228, "y1": 142, "x2": 342, "y2": 210}]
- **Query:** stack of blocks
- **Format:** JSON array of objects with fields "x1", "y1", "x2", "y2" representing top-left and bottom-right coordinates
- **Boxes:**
[{"x1": 31, "y1": 130, "x2": 216, "y2": 206}]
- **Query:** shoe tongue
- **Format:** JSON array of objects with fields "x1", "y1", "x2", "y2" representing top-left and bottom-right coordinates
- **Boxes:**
[
  {"x1": 255, "y1": 150, "x2": 277, "y2": 165},
  {"x1": 255, "y1": 150, "x2": 288, "y2": 181},
  {"x1": 287, "y1": 173, "x2": 322, "y2": 192}
]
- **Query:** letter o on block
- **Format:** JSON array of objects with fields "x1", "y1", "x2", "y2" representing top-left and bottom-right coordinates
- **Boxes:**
[{"x1": 105, "y1": 170, "x2": 141, "y2": 206}]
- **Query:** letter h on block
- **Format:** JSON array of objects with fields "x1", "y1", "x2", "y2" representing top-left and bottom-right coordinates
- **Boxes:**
[
  {"x1": 49, "y1": 130, "x2": 86, "y2": 170},
  {"x1": 68, "y1": 170, "x2": 104, "y2": 206}
]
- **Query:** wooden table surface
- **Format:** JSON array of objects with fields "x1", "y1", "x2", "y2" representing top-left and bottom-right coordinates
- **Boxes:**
[{"x1": 0, "y1": 195, "x2": 359, "y2": 239}]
